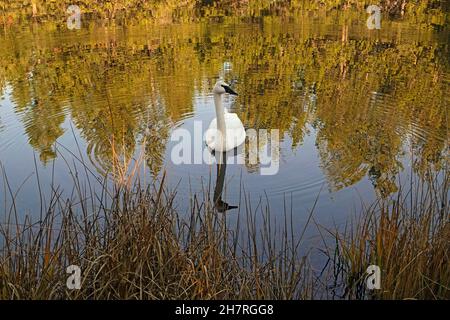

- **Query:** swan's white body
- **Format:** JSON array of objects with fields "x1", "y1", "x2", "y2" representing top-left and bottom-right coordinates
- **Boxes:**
[{"x1": 205, "y1": 82, "x2": 246, "y2": 152}]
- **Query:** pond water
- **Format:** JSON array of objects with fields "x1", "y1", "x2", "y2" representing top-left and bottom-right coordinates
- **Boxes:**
[{"x1": 0, "y1": 12, "x2": 448, "y2": 247}]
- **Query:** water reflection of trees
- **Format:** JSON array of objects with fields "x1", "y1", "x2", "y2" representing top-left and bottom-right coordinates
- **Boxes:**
[
  {"x1": 0, "y1": 1, "x2": 446, "y2": 27},
  {"x1": 0, "y1": 17, "x2": 447, "y2": 195}
]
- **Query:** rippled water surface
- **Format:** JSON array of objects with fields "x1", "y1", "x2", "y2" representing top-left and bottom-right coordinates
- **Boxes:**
[{"x1": 0, "y1": 14, "x2": 448, "y2": 237}]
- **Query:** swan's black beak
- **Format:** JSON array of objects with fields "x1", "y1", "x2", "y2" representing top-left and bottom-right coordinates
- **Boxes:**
[{"x1": 222, "y1": 85, "x2": 238, "y2": 96}]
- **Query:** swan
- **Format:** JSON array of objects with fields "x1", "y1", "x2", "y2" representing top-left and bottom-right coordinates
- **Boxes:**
[{"x1": 205, "y1": 81, "x2": 246, "y2": 153}]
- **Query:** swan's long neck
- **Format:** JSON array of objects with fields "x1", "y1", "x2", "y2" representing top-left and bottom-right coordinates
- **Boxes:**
[
  {"x1": 214, "y1": 93, "x2": 227, "y2": 151},
  {"x1": 214, "y1": 93, "x2": 226, "y2": 133}
]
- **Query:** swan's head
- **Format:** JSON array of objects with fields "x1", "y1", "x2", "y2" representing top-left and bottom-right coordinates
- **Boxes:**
[{"x1": 213, "y1": 81, "x2": 238, "y2": 96}]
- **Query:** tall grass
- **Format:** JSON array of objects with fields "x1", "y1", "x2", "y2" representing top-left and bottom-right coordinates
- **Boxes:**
[
  {"x1": 0, "y1": 153, "x2": 448, "y2": 299},
  {"x1": 329, "y1": 169, "x2": 449, "y2": 299},
  {"x1": 0, "y1": 161, "x2": 313, "y2": 299}
]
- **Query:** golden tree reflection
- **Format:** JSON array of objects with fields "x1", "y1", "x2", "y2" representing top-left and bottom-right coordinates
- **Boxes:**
[{"x1": 0, "y1": 13, "x2": 447, "y2": 196}]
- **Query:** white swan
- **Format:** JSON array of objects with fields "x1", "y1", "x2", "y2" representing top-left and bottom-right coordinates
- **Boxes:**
[{"x1": 205, "y1": 81, "x2": 246, "y2": 152}]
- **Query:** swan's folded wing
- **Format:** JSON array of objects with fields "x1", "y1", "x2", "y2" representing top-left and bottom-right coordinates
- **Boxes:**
[
  {"x1": 206, "y1": 114, "x2": 246, "y2": 151},
  {"x1": 224, "y1": 113, "x2": 246, "y2": 148},
  {"x1": 224, "y1": 113, "x2": 244, "y2": 130}
]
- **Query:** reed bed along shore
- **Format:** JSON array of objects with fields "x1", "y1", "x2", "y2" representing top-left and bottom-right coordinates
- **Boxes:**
[
  {"x1": 0, "y1": 160, "x2": 448, "y2": 300},
  {"x1": 0, "y1": 160, "x2": 314, "y2": 299},
  {"x1": 329, "y1": 169, "x2": 449, "y2": 300}
]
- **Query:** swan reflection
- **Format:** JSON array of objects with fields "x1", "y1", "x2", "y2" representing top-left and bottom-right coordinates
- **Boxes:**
[{"x1": 213, "y1": 155, "x2": 238, "y2": 213}]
